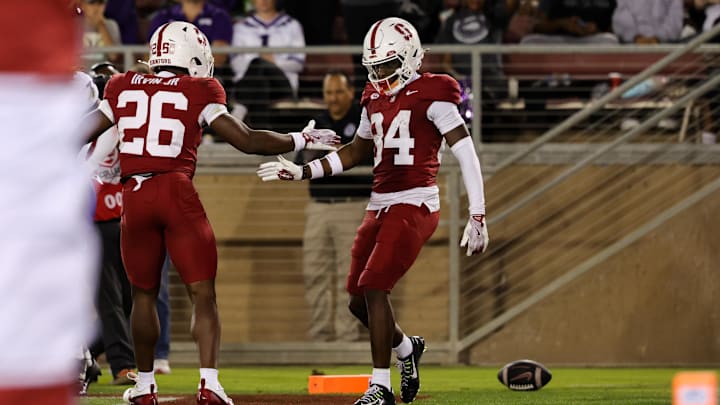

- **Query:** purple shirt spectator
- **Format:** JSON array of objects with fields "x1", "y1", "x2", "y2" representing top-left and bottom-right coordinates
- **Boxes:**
[
  {"x1": 208, "y1": 0, "x2": 241, "y2": 14},
  {"x1": 147, "y1": 2, "x2": 233, "y2": 43},
  {"x1": 105, "y1": 0, "x2": 140, "y2": 44}
]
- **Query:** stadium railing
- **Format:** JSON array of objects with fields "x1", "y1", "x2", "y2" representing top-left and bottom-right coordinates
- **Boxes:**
[{"x1": 83, "y1": 34, "x2": 720, "y2": 365}]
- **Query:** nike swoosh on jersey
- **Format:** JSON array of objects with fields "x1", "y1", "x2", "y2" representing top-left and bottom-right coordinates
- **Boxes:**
[{"x1": 406, "y1": 90, "x2": 419, "y2": 95}]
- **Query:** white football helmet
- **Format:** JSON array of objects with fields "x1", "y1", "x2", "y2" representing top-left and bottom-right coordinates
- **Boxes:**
[
  {"x1": 148, "y1": 21, "x2": 215, "y2": 78},
  {"x1": 362, "y1": 17, "x2": 424, "y2": 96}
]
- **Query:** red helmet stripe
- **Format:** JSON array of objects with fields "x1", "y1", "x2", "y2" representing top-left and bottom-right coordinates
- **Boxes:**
[
  {"x1": 369, "y1": 19, "x2": 384, "y2": 56},
  {"x1": 155, "y1": 23, "x2": 170, "y2": 57}
]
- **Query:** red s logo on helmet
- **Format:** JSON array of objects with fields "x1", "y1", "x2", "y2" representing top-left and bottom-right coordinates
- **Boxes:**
[{"x1": 393, "y1": 23, "x2": 413, "y2": 41}]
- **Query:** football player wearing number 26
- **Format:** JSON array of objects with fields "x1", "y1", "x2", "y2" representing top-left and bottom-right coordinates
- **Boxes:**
[
  {"x1": 79, "y1": 21, "x2": 339, "y2": 405},
  {"x1": 257, "y1": 17, "x2": 489, "y2": 405}
]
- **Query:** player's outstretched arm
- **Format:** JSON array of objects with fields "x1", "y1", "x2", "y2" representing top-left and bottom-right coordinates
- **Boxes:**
[
  {"x1": 210, "y1": 114, "x2": 338, "y2": 155},
  {"x1": 83, "y1": 109, "x2": 114, "y2": 143},
  {"x1": 445, "y1": 125, "x2": 489, "y2": 256},
  {"x1": 257, "y1": 135, "x2": 373, "y2": 182}
]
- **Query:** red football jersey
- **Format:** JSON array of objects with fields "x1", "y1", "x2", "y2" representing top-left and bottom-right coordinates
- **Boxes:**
[
  {"x1": 360, "y1": 73, "x2": 461, "y2": 194},
  {"x1": 93, "y1": 148, "x2": 123, "y2": 222},
  {"x1": 103, "y1": 72, "x2": 226, "y2": 178},
  {"x1": 0, "y1": 2, "x2": 80, "y2": 75}
]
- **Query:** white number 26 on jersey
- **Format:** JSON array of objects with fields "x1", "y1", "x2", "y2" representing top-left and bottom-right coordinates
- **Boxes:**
[
  {"x1": 117, "y1": 90, "x2": 188, "y2": 158},
  {"x1": 370, "y1": 110, "x2": 415, "y2": 167}
]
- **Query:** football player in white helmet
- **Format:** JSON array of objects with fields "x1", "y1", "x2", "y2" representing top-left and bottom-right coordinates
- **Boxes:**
[
  {"x1": 257, "y1": 16, "x2": 489, "y2": 405},
  {"x1": 361, "y1": 17, "x2": 425, "y2": 97},
  {"x1": 147, "y1": 20, "x2": 215, "y2": 78},
  {"x1": 79, "y1": 21, "x2": 339, "y2": 405}
]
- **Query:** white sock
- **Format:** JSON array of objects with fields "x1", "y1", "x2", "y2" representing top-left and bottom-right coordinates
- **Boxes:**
[
  {"x1": 138, "y1": 371, "x2": 156, "y2": 387},
  {"x1": 200, "y1": 368, "x2": 220, "y2": 390},
  {"x1": 371, "y1": 368, "x2": 391, "y2": 391},
  {"x1": 393, "y1": 335, "x2": 413, "y2": 359}
]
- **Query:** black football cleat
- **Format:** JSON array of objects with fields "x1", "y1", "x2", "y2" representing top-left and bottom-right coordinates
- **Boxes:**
[
  {"x1": 354, "y1": 383, "x2": 396, "y2": 405},
  {"x1": 396, "y1": 336, "x2": 425, "y2": 403}
]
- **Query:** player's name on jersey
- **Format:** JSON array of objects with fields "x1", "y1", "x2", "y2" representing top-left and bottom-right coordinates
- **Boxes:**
[{"x1": 130, "y1": 73, "x2": 180, "y2": 87}]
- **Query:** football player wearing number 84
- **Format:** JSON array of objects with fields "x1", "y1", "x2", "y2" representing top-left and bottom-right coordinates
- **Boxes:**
[
  {"x1": 79, "y1": 21, "x2": 339, "y2": 405},
  {"x1": 257, "y1": 17, "x2": 489, "y2": 405}
]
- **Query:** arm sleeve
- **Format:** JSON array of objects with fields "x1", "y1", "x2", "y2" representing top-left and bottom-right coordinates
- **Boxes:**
[
  {"x1": 427, "y1": 101, "x2": 465, "y2": 135},
  {"x1": 199, "y1": 103, "x2": 228, "y2": 126},
  {"x1": 86, "y1": 127, "x2": 120, "y2": 168},
  {"x1": 198, "y1": 78, "x2": 228, "y2": 126},
  {"x1": 356, "y1": 107, "x2": 373, "y2": 140},
  {"x1": 450, "y1": 136, "x2": 486, "y2": 216},
  {"x1": 98, "y1": 99, "x2": 115, "y2": 123}
]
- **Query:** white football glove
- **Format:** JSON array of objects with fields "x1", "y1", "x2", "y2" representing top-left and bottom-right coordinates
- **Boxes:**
[
  {"x1": 460, "y1": 214, "x2": 489, "y2": 256},
  {"x1": 257, "y1": 155, "x2": 303, "y2": 182},
  {"x1": 294, "y1": 119, "x2": 339, "y2": 151}
]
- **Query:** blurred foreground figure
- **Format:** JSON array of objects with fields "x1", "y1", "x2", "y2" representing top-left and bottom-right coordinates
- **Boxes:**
[{"x1": 0, "y1": 3, "x2": 99, "y2": 405}]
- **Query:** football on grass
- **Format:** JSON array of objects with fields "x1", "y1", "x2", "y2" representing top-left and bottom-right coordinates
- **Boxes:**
[{"x1": 497, "y1": 359, "x2": 552, "y2": 391}]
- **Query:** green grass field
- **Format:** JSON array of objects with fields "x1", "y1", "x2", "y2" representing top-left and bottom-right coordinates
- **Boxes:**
[{"x1": 81, "y1": 366, "x2": 716, "y2": 404}]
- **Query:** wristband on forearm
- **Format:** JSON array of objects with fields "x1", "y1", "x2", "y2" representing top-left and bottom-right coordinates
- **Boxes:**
[
  {"x1": 290, "y1": 132, "x2": 306, "y2": 152},
  {"x1": 305, "y1": 159, "x2": 324, "y2": 179},
  {"x1": 325, "y1": 152, "x2": 344, "y2": 175}
]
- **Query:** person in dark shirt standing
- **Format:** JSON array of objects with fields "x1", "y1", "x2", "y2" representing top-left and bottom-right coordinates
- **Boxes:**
[{"x1": 295, "y1": 71, "x2": 372, "y2": 342}]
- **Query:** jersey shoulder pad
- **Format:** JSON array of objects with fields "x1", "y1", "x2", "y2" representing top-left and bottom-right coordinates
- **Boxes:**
[
  {"x1": 102, "y1": 72, "x2": 132, "y2": 100},
  {"x1": 416, "y1": 73, "x2": 462, "y2": 104},
  {"x1": 194, "y1": 76, "x2": 227, "y2": 105},
  {"x1": 360, "y1": 82, "x2": 380, "y2": 106}
]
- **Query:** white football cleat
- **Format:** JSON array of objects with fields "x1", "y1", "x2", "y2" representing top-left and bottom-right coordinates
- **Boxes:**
[
  {"x1": 122, "y1": 372, "x2": 158, "y2": 404},
  {"x1": 197, "y1": 378, "x2": 234, "y2": 405}
]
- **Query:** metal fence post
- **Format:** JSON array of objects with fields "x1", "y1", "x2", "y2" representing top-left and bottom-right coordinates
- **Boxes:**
[
  {"x1": 471, "y1": 49, "x2": 482, "y2": 146},
  {"x1": 447, "y1": 167, "x2": 462, "y2": 364}
]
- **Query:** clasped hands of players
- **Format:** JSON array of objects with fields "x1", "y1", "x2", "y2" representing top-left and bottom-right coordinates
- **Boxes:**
[
  {"x1": 257, "y1": 157, "x2": 490, "y2": 257},
  {"x1": 295, "y1": 119, "x2": 338, "y2": 151}
]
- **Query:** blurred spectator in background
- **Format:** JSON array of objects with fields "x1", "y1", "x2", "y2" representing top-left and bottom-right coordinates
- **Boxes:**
[
  {"x1": 435, "y1": 0, "x2": 504, "y2": 78},
  {"x1": 283, "y1": 0, "x2": 337, "y2": 45},
  {"x1": 521, "y1": 0, "x2": 619, "y2": 44},
  {"x1": 136, "y1": 0, "x2": 169, "y2": 41},
  {"x1": 504, "y1": 0, "x2": 540, "y2": 43},
  {"x1": 148, "y1": 0, "x2": 233, "y2": 67},
  {"x1": 80, "y1": 0, "x2": 123, "y2": 67},
  {"x1": 612, "y1": 0, "x2": 684, "y2": 44},
  {"x1": 230, "y1": 0, "x2": 305, "y2": 128},
  {"x1": 105, "y1": 0, "x2": 140, "y2": 44},
  {"x1": 295, "y1": 71, "x2": 371, "y2": 342},
  {"x1": 686, "y1": 0, "x2": 720, "y2": 41},
  {"x1": 436, "y1": 0, "x2": 508, "y2": 118},
  {"x1": 210, "y1": 0, "x2": 245, "y2": 16},
  {"x1": 340, "y1": 0, "x2": 401, "y2": 90},
  {"x1": 397, "y1": 0, "x2": 444, "y2": 43}
]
